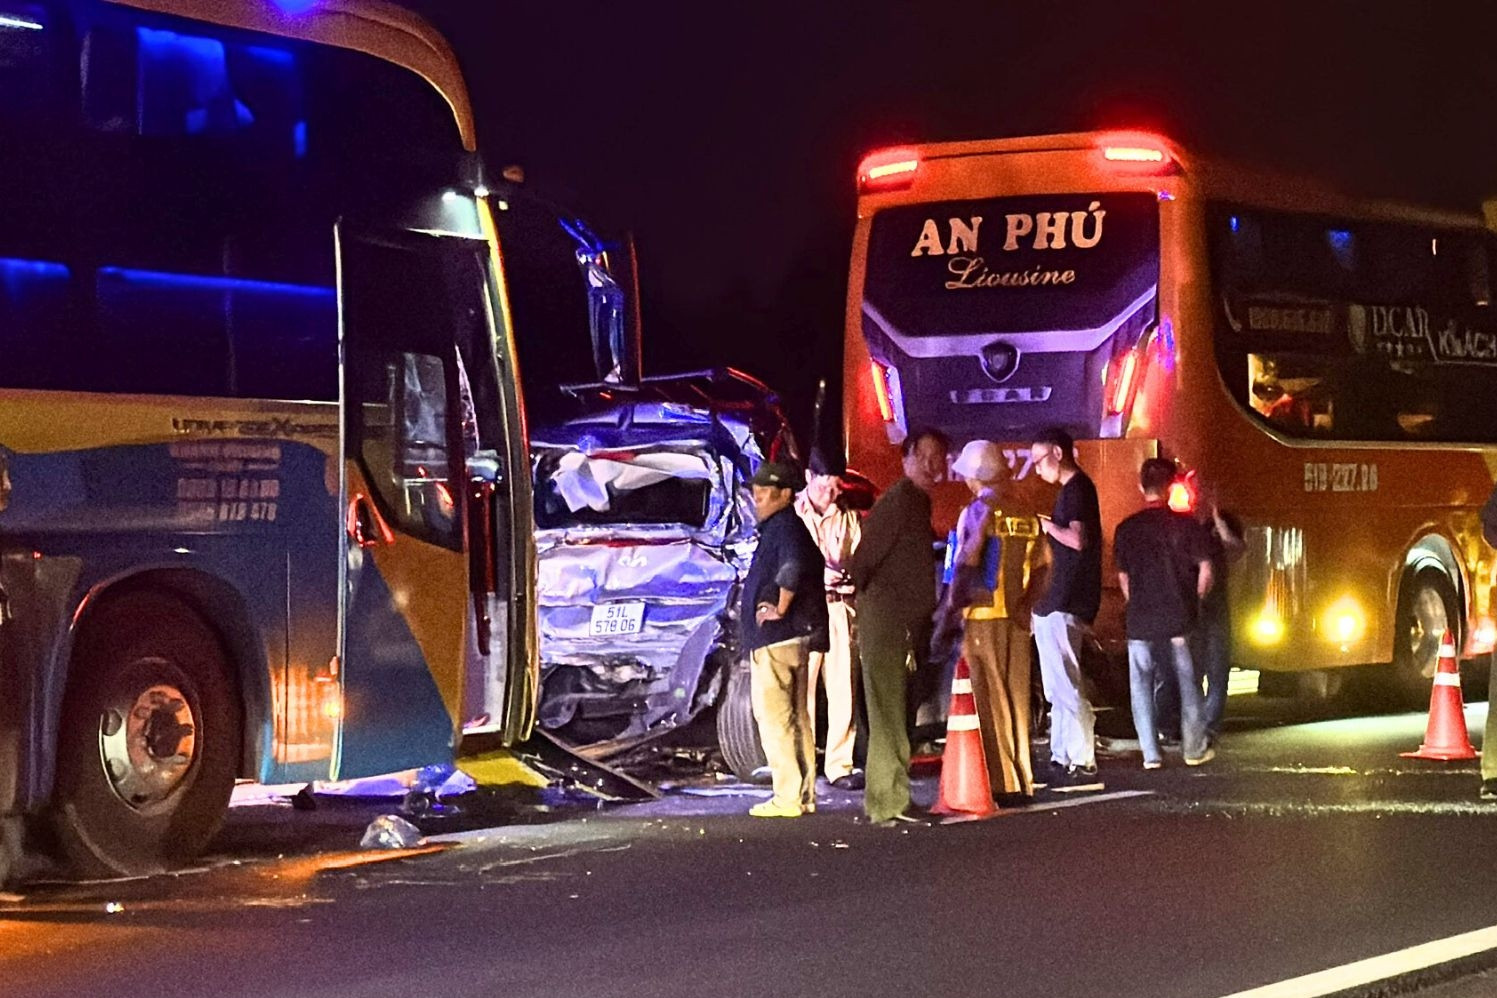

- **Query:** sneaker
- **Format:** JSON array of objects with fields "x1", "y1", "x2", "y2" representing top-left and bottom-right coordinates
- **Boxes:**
[
  {"x1": 1052, "y1": 764, "x2": 1105, "y2": 793},
  {"x1": 1481, "y1": 780, "x2": 1497, "y2": 801},
  {"x1": 749, "y1": 800, "x2": 803, "y2": 818},
  {"x1": 830, "y1": 771, "x2": 866, "y2": 791},
  {"x1": 1184, "y1": 746, "x2": 1216, "y2": 767},
  {"x1": 874, "y1": 809, "x2": 931, "y2": 828},
  {"x1": 1142, "y1": 760, "x2": 1163, "y2": 771}
]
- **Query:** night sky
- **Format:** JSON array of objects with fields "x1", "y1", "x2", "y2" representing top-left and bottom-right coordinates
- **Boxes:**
[{"x1": 408, "y1": 1, "x2": 1497, "y2": 438}]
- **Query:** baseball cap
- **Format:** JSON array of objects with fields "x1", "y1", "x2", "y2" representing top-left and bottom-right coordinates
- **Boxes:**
[{"x1": 749, "y1": 460, "x2": 802, "y2": 490}]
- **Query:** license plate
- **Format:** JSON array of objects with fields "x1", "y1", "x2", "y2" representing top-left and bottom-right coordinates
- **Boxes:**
[{"x1": 590, "y1": 602, "x2": 645, "y2": 637}]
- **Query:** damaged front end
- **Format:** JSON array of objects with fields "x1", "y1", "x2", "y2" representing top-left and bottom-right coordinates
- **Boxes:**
[{"x1": 532, "y1": 405, "x2": 761, "y2": 757}]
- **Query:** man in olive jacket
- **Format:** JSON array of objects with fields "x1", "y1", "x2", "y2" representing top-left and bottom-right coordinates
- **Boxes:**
[{"x1": 849, "y1": 428, "x2": 948, "y2": 826}]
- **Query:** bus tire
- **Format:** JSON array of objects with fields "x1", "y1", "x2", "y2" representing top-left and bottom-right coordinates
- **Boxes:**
[
  {"x1": 50, "y1": 593, "x2": 241, "y2": 878},
  {"x1": 1390, "y1": 568, "x2": 1458, "y2": 708},
  {"x1": 716, "y1": 659, "x2": 766, "y2": 781}
]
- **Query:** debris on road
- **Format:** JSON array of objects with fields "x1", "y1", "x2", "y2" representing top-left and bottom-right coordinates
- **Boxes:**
[{"x1": 359, "y1": 815, "x2": 424, "y2": 850}]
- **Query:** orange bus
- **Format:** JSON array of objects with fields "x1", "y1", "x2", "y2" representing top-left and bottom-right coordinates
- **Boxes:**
[{"x1": 844, "y1": 131, "x2": 1497, "y2": 708}]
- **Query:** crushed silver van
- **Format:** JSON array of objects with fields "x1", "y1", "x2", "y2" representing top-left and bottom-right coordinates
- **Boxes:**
[{"x1": 531, "y1": 375, "x2": 794, "y2": 770}]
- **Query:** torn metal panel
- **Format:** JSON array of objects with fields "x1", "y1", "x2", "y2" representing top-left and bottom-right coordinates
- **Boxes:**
[{"x1": 531, "y1": 402, "x2": 769, "y2": 756}]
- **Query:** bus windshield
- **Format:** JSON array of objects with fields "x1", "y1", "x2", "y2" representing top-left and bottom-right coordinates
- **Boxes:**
[{"x1": 861, "y1": 192, "x2": 1159, "y2": 441}]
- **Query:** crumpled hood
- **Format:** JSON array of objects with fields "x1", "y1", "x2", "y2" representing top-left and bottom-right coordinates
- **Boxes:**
[{"x1": 538, "y1": 537, "x2": 741, "y2": 604}]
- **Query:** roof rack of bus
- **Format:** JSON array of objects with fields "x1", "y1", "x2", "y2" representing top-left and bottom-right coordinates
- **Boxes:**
[{"x1": 107, "y1": 0, "x2": 476, "y2": 150}]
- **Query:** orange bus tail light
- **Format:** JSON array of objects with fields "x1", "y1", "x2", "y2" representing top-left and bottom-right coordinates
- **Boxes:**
[{"x1": 857, "y1": 148, "x2": 920, "y2": 194}]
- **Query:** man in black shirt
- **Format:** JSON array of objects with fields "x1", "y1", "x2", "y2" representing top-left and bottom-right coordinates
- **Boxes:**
[
  {"x1": 1029, "y1": 427, "x2": 1104, "y2": 790},
  {"x1": 1114, "y1": 457, "x2": 1215, "y2": 769},
  {"x1": 849, "y1": 427, "x2": 947, "y2": 825},
  {"x1": 740, "y1": 460, "x2": 829, "y2": 818}
]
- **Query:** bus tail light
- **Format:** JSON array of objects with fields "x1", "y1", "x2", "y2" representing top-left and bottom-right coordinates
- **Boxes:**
[
  {"x1": 870, "y1": 360, "x2": 895, "y2": 422},
  {"x1": 1109, "y1": 349, "x2": 1140, "y2": 415},
  {"x1": 1105, "y1": 330, "x2": 1154, "y2": 428},
  {"x1": 1097, "y1": 134, "x2": 1178, "y2": 175},
  {"x1": 869, "y1": 359, "x2": 907, "y2": 443},
  {"x1": 857, "y1": 148, "x2": 920, "y2": 194}
]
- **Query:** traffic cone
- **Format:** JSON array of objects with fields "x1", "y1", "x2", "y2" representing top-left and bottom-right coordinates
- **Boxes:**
[
  {"x1": 1401, "y1": 629, "x2": 1479, "y2": 761},
  {"x1": 931, "y1": 657, "x2": 996, "y2": 817}
]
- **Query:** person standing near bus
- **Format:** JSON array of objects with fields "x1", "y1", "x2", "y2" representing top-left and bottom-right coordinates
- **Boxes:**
[
  {"x1": 795, "y1": 449, "x2": 865, "y2": 791},
  {"x1": 741, "y1": 461, "x2": 829, "y2": 818},
  {"x1": 849, "y1": 427, "x2": 947, "y2": 825},
  {"x1": 1114, "y1": 458, "x2": 1216, "y2": 770},
  {"x1": 1198, "y1": 486, "x2": 1245, "y2": 745},
  {"x1": 935, "y1": 440, "x2": 1044, "y2": 803},
  {"x1": 1029, "y1": 427, "x2": 1105, "y2": 791},
  {"x1": 1153, "y1": 482, "x2": 1244, "y2": 749}
]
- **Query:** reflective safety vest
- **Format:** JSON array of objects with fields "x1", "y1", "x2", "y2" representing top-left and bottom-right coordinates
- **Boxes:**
[{"x1": 943, "y1": 508, "x2": 1042, "y2": 621}]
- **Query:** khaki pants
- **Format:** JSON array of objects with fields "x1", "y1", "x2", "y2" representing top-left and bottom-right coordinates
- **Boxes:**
[
  {"x1": 808, "y1": 599, "x2": 858, "y2": 781},
  {"x1": 964, "y1": 616, "x2": 1034, "y2": 795},
  {"x1": 750, "y1": 637, "x2": 815, "y2": 810}
]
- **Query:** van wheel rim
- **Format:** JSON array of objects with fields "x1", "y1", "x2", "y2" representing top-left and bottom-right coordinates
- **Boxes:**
[{"x1": 99, "y1": 667, "x2": 196, "y2": 810}]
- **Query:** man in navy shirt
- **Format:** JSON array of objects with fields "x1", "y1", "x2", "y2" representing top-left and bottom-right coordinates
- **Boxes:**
[
  {"x1": 1029, "y1": 427, "x2": 1104, "y2": 791},
  {"x1": 1114, "y1": 458, "x2": 1215, "y2": 769},
  {"x1": 740, "y1": 460, "x2": 829, "y2": 817}
]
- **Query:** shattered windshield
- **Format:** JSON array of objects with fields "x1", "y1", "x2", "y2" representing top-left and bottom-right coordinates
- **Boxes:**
[{"x1": 533, "y1": 449, "x2": 719, "y2": 529}]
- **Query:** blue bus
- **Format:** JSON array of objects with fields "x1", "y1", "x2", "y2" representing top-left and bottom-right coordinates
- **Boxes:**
[{"x1": 0, "y1": 0, "x2": 536, "y2": 882}]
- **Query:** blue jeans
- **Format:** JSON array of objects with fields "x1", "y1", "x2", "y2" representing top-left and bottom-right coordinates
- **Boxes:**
[
  {"x1": 1128, "y1": 636, "x2": 1208, "y2": 764},
  {"x1": 1197, "y1": 609, "x2": 1231, "y2": 740}
]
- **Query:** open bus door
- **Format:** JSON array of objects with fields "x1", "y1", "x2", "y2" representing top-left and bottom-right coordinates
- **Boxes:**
[{"x1": 335, "y1": 223, "x2": 531, "y2": 780}]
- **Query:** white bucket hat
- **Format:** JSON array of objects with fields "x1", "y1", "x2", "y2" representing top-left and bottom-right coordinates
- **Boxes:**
[{"x1": 951, "y1": 440, "x2": 1006, "y2": 484}]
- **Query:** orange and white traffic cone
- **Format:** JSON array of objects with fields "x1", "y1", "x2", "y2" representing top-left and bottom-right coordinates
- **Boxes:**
[
  {"x1": 931, "y1": 657, "x2": 996, "y2": 818},
  {"x1": 1401, "y1": 629, "x2": 1479, "y2": 762}
]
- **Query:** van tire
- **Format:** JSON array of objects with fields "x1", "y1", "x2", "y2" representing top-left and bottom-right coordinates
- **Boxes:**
[
  {"x1": 716, "y1": 660, "x2": 766, "y2": 781},
  {"x1": 50, "y1": 593, "x2": 240, "y2": 878}
]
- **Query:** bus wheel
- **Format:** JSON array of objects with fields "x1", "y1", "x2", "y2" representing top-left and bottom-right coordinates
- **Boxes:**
[
  {"x1": 716, "y1": 659, "x2": 766, "y2": 781},
  {"x1": 50, "y1": 593, "x2": 240, "y2": 879},
  {"x1": 1391, "y1": 569, "x2": 1457, "y2": 708}
]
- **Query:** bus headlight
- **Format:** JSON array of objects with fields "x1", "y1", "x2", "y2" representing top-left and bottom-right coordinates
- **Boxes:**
[{"x1": 1320, "y1": 596, "x2": 1367, "y2": 648}]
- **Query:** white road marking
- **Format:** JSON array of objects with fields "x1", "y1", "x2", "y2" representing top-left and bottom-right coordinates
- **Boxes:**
[
  {"x1": 1025, "y1": 789, "x2": 1153, "y2": 812},
  {"x1": 1217, "y1": 924, "x2": 1497, "y2": 998}
]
